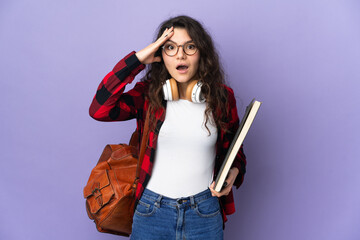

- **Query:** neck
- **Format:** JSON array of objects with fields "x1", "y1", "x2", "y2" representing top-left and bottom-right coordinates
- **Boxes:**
[{"x1": 177, "y1": 81, "x2": 190, "y2": 100}]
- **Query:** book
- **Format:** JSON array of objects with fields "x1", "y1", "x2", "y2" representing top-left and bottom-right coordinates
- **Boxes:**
[{"x1": 214, "y1": 98, "x2": 262, "y2": 192}]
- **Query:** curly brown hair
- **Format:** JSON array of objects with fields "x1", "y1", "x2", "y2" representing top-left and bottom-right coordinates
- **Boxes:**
[{"x1": 144, "y1": 15, "x2": 229, "y2": 134}]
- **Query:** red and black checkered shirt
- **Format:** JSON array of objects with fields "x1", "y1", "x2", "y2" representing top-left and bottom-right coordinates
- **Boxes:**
[{"x1": 89, "y1": 51, "x2": 247, "y2": 224}]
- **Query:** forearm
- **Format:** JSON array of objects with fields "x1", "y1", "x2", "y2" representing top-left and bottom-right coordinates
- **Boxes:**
[{"x1": 89, "y1": 52, "x2": 145, "y2": 121}]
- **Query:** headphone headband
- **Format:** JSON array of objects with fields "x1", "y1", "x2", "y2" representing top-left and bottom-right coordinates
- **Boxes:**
[{"x1": 162, "y1": 78, "x2": 205, "y2": 103}]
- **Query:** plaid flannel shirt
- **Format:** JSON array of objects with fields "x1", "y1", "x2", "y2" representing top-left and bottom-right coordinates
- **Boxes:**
[{"x1": 89, "y1": 51, "x2": 246, "y2": 224}]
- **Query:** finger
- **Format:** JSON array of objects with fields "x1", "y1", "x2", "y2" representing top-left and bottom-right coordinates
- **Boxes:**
[
  {"x1": 209, "y1": 182, "x2": 218, "y2": 197},
  {"x1": 166, "y1": 27, "x2": 174, "y2": 38},
  {"x1": 209, "y1": 187, "x2": 219, "y2": 197},
  {"x1": 162, "y1": 26, "x2": 173, "y2": 35},
  {"x1": 217, "y1": 182, "x2": 233, "y2": 197},
  {"x1": 156, "y1": 26, "x2": 174, "y2": 45},
  {"x1": 164, "y1": 26, "x2": 174, "y2": 38},
  {"x1": 158, "y1": 27, "x2": 171, "y2": 40}
]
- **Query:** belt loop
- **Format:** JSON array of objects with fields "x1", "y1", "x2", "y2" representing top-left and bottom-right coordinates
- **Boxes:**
[
  {"x1": 190, "y1": 196, "x2": 196, "y2": 209},
  {"x1": 155, "y1": 194, "x2": 162, "y2": 208}
]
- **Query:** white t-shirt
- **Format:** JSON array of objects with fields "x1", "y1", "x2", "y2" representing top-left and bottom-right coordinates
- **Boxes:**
[{"x1": 146, "y1": 99, "x2": 218, "y2": 198}]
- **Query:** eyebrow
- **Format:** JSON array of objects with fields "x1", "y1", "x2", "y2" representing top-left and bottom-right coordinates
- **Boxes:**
[{"x1": 165, "y1": 40, "x2": 194, "y2": 45}]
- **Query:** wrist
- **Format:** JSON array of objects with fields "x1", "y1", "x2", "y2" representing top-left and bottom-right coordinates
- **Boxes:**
[
  {"x1": 135, "y1": 52, "x2": 144, "y2": 64},
  {"x1": 231, "y1": 167, "x2": 239, "y2": 176}
]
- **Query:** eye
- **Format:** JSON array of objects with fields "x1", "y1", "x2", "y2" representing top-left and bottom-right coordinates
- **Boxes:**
[
  {"x1": 186, "y1": 43, "x2": 196, "y2": 50},
  {"x1": 164, "y1": 43, "x2": 176, "y2": 50}
]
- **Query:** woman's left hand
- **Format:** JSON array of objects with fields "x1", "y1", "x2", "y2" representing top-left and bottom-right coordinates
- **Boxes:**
[{"x1": 209, "y1": 167, "x2": 239, "y2": 197}]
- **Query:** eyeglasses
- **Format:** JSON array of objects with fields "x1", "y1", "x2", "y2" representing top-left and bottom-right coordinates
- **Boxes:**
[{"x1": 162, "y1": 41, "x2": 198, "y2": 57}]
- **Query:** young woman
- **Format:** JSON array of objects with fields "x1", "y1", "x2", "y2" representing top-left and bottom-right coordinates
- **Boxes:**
[{"x1": 89, "y1": 15, "x2": 246, "y2": 240}]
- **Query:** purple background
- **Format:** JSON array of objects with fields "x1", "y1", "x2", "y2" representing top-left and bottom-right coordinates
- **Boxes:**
[{"x1": 1, "y1": 0, "x2": 359, "y2": 239}]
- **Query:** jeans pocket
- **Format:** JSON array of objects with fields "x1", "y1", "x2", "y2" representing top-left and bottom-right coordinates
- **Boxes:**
[
  {"x1": 195, "y1": 196, "x2": 220, "y2": 218},
  {"x1": 135, "y1": 198, "x2": 157, "y2": 217}
]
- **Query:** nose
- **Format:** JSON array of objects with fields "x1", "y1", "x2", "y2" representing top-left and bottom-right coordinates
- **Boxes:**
[{"x1": 176, "y1": 46, "x2": 186, "y2": 59}]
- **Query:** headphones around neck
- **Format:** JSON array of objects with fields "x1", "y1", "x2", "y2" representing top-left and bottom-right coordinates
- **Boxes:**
[{"x1": 162, "y1": 78, "x2": 205, "y2": 103}]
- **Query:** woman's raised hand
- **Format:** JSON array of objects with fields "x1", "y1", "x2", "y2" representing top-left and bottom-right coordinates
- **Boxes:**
[{"x1": 135, "y1": 26, "x2": 174, "y2": 65}]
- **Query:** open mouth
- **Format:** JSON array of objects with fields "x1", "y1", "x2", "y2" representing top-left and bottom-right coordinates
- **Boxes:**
[{"x1": 176, "y1": 64, "x2": 188, "y2": 71}]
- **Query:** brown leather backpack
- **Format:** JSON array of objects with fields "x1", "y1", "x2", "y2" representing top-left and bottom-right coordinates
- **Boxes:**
[{"x1": 84, "y1": 113, "x2": 149, "y2": 236}]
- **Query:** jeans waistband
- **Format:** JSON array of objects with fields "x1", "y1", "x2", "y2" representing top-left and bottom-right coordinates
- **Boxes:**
[{"x1": 142, "y1": 188, "x2": 213, "y2": 208}]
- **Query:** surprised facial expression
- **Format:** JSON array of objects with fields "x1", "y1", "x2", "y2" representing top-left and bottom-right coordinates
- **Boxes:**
[{"x1": 162, "y1": 28, "x2": 200, "y2": 84}]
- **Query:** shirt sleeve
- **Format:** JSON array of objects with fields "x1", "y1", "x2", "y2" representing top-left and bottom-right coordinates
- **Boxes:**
[
  {"x1": 226, "y1": 87, "x2": 247, "y2": 188},
  {"x1": 89, "y1": 51, "x2": 146, "y2": 121}
]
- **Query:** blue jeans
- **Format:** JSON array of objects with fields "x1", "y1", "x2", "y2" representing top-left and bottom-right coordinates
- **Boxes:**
[{"x1": 130, "y1": 188, "x2": 223, "y2": 240}]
